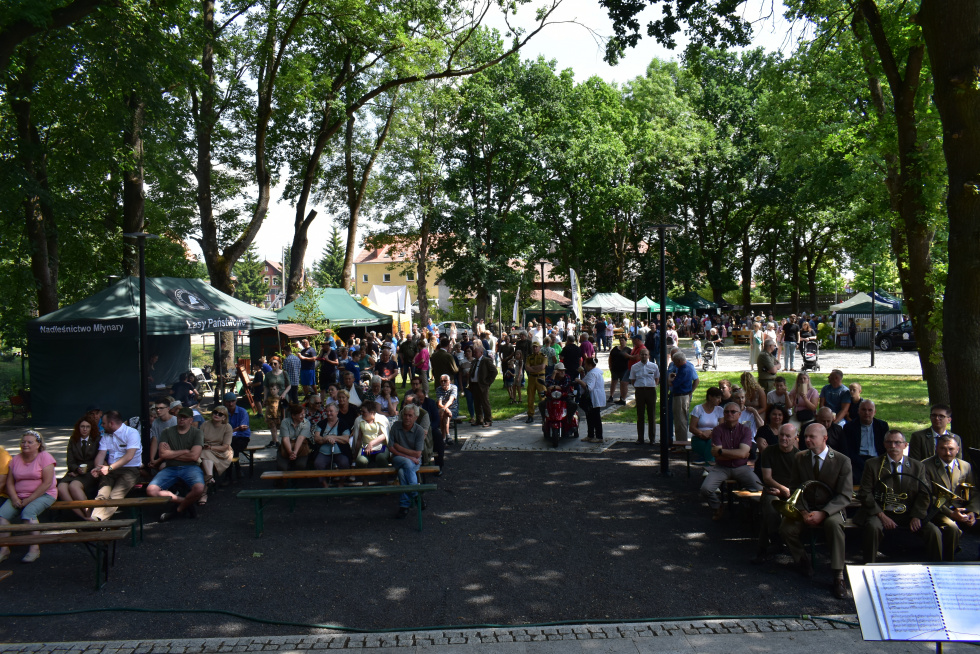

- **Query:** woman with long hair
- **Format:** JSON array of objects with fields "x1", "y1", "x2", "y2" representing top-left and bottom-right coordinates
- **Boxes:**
[
  {"x1": 740, "y1": 371, "x2": 768, "y2": 416},
  {"x1": 56, "y1": 418, "x2": 101, "y2": 520},
  {"x1": 789, "y1": 372, "x2": 819, "y2": 423}
]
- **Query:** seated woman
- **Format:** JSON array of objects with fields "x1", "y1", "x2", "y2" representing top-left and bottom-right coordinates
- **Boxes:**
[
  {"x1": 313, "y1": 403, "x2": 352, "y2": 486},
  {"x1": 335, "y1": 390, "x2": 358, "y2": 435},
  {"x1": 689, "y1": 387, "x2": 724, "y2": 466},
  {"x1": 200, "y1": 405, "x2": 233, "y2": 502},
  {"x1": 56, "y1": 417, "x2": 101, "y2": 520},
  {"x1": 322, "y1": 384, "x2": 339, "y2": 407},
  {"x1": 754, "y1": 403, "x2": 787, "y2": 461},
  {"x1": 0, "y1": 431, "x2": 57, "y2": 563},
  {"x1": 377, "y1": 381, "x2": 399, "y2": 419},
  {"x1": 277, "y1": 404, "x2": 311, "y2": 471},
  {"x1": 304, "y1": 394, "x2": 328, "y2": 427},
  {"x1": 435, "y1": 374, "x2": 458, "y2": 446},
  {"x1": 739, "y1": 371, "x2": 768, "y2": 416},
  {"x1": 351, "y1": 401, "x2": 390, "y2": 468}
]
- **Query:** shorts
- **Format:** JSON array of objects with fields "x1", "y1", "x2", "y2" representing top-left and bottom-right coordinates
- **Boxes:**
[
  {"x1": 610, "y1": 369, "x2": 626, "y2": 382},
  {"x1": 300, "y1": 369, "x2": 316, "y2": 386},
  {"x1": 150, "y1": 465, "x2": 205, "y2": 490}
]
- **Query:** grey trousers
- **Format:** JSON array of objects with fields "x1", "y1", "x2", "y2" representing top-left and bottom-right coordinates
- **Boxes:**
[{"x1": 699, "y1": 465, "x2": 762, "y2": 509}]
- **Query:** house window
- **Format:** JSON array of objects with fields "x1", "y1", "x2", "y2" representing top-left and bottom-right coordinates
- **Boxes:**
[
  {"x1": 383, "y1": 274, "x2": 391, "y2": 283},
  {"x1": 263, "y1": 276, "x2": 269, "y2": 285},
  {"x1": 362, "y1": 274, "x2": 369, "y2": 283},
  {"x1": 406, "y1": 271, "x2": 415, "y2": 282}
]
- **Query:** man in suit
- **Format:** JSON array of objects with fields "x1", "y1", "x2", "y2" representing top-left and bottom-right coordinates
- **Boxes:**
[
  {"x1": 854, "y1": 429, "x2": 943, "y2": 563},
  {"x1": 923, "y1": 435, "x2": 978, "y2": 560},
  {"x1": 842, "y1": 400, "x2": 890, "y2": 479},
  {"x1": 778, "y1": 422, "x2": 853, "y2": 600},
  {"x1": 429, "y1": 336, "x2": 458, "y2": 389},
  {"x1": 468, "y1": 344, "x2": 497, "y2": 427},
  {"x1": 909, "y1": 404, "x2": 962, "y2": 461},
  {"x1": 814, "y1": 408, "x2": 846, "y2": 453}
]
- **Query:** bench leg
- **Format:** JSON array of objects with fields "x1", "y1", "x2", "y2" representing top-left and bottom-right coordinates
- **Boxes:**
[
  {"x1": 686, "y1": 450, "x2": 691, "y2": 478},
  {"x1": 254, "y1": 499, "x2": 265, "y2": 538},
  {"x1": 127, "y1": 507, "x2": 142, "y2": 547},
  {"x1": 248, "y1": 452, "x2": 255, "y2": 477},
  {"x1": 416, "y1": 493, "x2": 423, "y2": 533}
]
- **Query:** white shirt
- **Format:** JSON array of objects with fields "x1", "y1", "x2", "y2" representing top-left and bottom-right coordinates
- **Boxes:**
[
  {"x1": 629, "y1": 361, "x2": 660, "y2": 387},
  {"x1": 582, "y1": 367, "x2": 606, "y2": 409},
  {"x1": 99, "y1": 423, "x2": 142, "y2": 467}
]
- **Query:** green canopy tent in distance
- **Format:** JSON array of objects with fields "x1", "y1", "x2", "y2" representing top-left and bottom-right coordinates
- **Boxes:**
[
  {"x1": 828, "y1": 291, "x2": 905, "y2": 348},
  {"x1": 637, "y1": 296, "x2": 690, "y2": 314},
  {"x1": 581, "y1": 292, "x2": 636, "y2": 314},
  {"x1": 522, "y1": 298, "x2": 569, "y2": 325},
  {"x1": 27, "y1": 277, "x2": 278, "y2": 425},
  {"x1": 674, "y1": 291, "x2": 716, "y2": 313}
]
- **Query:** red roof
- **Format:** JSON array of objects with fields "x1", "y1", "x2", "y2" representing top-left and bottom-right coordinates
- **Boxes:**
[
  {"x1": 276, "y1": 323, "x2": 320, "y2": 338},
  {"x1": 530, "y1": 289, "x2": 571, "y2": 305}
]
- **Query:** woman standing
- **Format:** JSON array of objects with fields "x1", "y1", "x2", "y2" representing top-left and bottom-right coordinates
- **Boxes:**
[
  {"x1": 689, "y1": 387, "x2": 725, "y2": 466},
  {"x1": 263, "y1": 357, "x2": 290, "y2": 448},
  {"x1": 413, "y1": 337, "x2": 433, "y2": 394},
  {"x1": 200, "y1": 405, "x2": 233, "y2": 501},
  {"x1": 577, "y1": 357, "x2": 606, "y2": 443},
  {"x1": 750, "y1": 322, "x2": 763, "y2": 371},
  {"x1": 56, "y1": 418, "x2": 101, "y2": 520},
  {"x1": 277, "y1": 404, "x2": 311, "y2": 471},
  {"x1": 456, "y1": 344, "x2": 474, "y2": 421},
  {"x1": 436, "y1": 374, "x2": 459, "y2": 447},
  {"x1": 0, "y1": 431, "x2": 56, "y2": 563}
]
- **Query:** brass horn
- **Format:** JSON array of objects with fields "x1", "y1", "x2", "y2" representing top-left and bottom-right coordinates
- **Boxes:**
[
  {"x1": 774, "y1": 480, "x2": 829, "y2": 520},
  {"x1": 874, "y1": 457, "x2": 909, "y2": 514},
  {"x1": 955, "y1": 482, "x2": 975, "y2": 503}
]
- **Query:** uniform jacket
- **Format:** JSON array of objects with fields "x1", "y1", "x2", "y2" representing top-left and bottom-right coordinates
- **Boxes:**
[
  {"x1": 856, "y1": 455, "x2": 930, "y2": 521},
  {"x1": 909, "y1": 429, "x2": 962, "y2": 461},
  {"x1": 788, "y1": 447, "x2": 853, "y2": 516},
  {"x1": 922, "y1": 455, "x2": 979, "y2": 517}
]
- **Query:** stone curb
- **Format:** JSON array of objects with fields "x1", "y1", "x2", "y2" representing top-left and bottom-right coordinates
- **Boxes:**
[{"x1": 3, "y1": 616, "x2": 859, "y2": 652}]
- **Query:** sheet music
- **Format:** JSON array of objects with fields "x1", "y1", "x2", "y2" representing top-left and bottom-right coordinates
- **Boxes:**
[{"x1": 863, "y1": 565, "x2": 980, "y2": 641}]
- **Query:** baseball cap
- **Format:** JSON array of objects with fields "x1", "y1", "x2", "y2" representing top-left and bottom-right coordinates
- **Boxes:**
[
  {"x1": 177, "y1": 407, "x2": 195, "y2": 418},
  {"x1": 223, "y1": 392, "x2": 237, "y2": 402},
  {"x1": 554, "y1": 363, "x2": 565, "y2": 370}
]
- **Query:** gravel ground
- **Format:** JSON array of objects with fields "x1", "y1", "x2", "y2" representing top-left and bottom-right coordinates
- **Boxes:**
[{"x1": 1, "y1": 440, "x2": 975, "y2": 644}]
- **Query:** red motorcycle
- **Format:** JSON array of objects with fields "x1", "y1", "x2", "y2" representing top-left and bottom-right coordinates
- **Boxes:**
[{"x1": 543, "y1": 386, "x2": 578, "y2": 447}]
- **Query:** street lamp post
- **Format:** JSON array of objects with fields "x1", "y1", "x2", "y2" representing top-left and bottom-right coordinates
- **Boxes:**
[
  {"x1": 651, "y1": 224, "x2": 681, "y2": 476},
  {"x1": 494, "y1": 279, "x2": 505, "y2": 336},
  {"x1": 539, "y1": 262, "x2": 548, "y2": 336},
  {"x1": 123, "y1": 232, "x2": 159, "y2": 459},
  {"x1": 870, "y1": 263, "x2": 876, "y2": 368}
]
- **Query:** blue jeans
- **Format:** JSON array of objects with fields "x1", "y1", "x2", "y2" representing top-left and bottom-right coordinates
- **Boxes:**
[
  {"x1": 0, "y1": 494, "x2": 55, "y2": 522},
  {"x1": 784, "y1": 342, "x2": 797, "y2": 369},
  {"x1": 392, "y1": 455, "x2": 421, "y2": 508}
]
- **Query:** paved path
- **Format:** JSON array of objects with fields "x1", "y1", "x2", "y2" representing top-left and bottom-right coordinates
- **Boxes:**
[{"x1": 5, "y1": 617, "x2": 976, "y2": 653}]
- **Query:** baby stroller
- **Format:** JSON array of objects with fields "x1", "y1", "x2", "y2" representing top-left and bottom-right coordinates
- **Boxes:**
[
  {"x1": 702, "y1": 341, "x2": 720, "y2": 371},
  {"x1": 800, "y1": 340, "x2": 820, "y2": 371}
]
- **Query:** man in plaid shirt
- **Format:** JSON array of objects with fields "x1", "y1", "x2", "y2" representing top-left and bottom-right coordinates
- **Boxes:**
[{"x1": 283, "y1": 344, "x2": 302, "y2": 404}]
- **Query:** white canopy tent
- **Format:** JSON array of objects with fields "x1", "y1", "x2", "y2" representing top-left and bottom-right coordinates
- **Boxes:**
[{"x1": 368, "y1": 285, "x2": 414, "y2": 332}]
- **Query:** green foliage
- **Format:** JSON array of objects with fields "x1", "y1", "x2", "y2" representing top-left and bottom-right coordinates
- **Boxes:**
[
  {"x1": 234, "y1": 244, "x2": 267, "y2": 306},
  {"x1": 311, "y1": 226, "x2": 346, "y2": 289},
  {"x1": 289, "y1": 287, "x2": 329, "y2": 348}
]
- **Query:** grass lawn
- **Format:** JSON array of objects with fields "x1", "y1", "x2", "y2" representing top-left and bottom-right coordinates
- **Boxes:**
[{"x1": 603, "y1": 371, "x2": 930, "y2": 437}]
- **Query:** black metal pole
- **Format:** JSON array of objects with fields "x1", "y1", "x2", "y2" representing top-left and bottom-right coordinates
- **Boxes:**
[
  {"x1": 540, "y1": 262, "x2": 546, "y2": 335},
  {"x1": 137, "y1": 236, "x2": 149, "y2": 461},
  {"x1": 658, "y1": 226, "x2": 670, "y2": 475},
  {"x1": 870, "y1": 264, "x2": 876, "y2": 368}
]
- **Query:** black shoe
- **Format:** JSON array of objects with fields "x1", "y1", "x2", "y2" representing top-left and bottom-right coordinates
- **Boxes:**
[
  {"x1": 796, "y1": 554, "x2": 814, "y2": 578},
  {"x1": 833, "y1": 575, "x2": 850, "y2": 600},
  {"x1": 266, "y1": 440, "x2": 277, "y2": 448},
  {"x1": 394, "y1": 507, "x2": 410, "y2": 519},
  {"x1": 525, "y1": 416, "x2": 533, "y2": 424},
  {"x1": 159, "y1": 510, "x2": 179, "y2": 523},
  {"x1": 616, "y1": 400, "x2": 626, "y2": 405},
  {"x1": 186, "y1": 504, "x2": 198, "y2": 519}
]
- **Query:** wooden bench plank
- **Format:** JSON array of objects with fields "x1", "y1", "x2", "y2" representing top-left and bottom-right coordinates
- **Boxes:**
[
  {"x1": 261, "y1": 466, "x2": 440, "y2": 481},
  {"x1": 0, "y1": 529, "x2": 129, "y2": 546},
  {"x1": 3, "y1": 519, "x2": 136, "y2": 533},
  {"x1": 0, "y1": 570, "x2": 11, "y2": 582},
  {"x1": 52, "y1": 497, "x2": 170, "y2": 509},
  {"x1": 239, "y1": 484, "x2": 438, "y2": 537}
]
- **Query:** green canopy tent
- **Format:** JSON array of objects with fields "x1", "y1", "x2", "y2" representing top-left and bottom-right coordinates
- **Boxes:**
[
  {"x1": 27, "y1": 277, "x2": 278, "y2": 425},
  {"x1": 275, "y1": 288, "x2": 393, "y2": 329},
  {"x1": 674, "y1": 292, "x2": 716, "y2": 313},
  {"x1": 581, "y1": 292, "x2": 636, "y2": 314},
  {"x1": 522, "y1": 299, "x2": 570, "y2": 325},
  {"x1": 637, "y1": 296, "x2": 690, "y2": 314}
]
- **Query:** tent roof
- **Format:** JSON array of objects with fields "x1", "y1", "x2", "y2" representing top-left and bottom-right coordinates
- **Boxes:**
[
  {"x1": 637, "y1": 296, "x2": 690, "y2": 312},
  {"x1": 676, "y1": 292, "x2": 717, "y2": 310},
  {"x1": 581, "y1": 292, "x2": 636, "y2": 313},
  {"x1": 28, "y1": 277, "x2": 278, "y2": 337},
  {"x1": 275, "y1": 323, "x2": 321, "y2": 338},
  {"x1": 829, "y1": 292, "x2": 903, "y2": 314},
  {"x1": 277, "y1": 288, "x2": 392, "y2": 328},
  {"x1": 525, "y1": 299, "x2": 568, "y2": 312}
]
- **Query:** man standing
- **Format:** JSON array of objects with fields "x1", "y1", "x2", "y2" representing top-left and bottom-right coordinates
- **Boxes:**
[
  {"x1": 560, "y1": 335, "x2": 582, "y2": 382},
  {"x1": 317, "y1": 341, "x2": 339, "y2": 389},
  {"x1": 468, "y1": 345, "x2": 497, "y2": 427},
  {"x1": 148, "y1": 408, "x2": 206, "y2": 521},
  {"x1": 854, "y1": 429, "x2": 943, "y2": 563},
  {"x1": 629, "y1": 347, "x2": 659, "y2": 445},
  {"x1": 842, "y1": 400, "x2": 889, "y2": 479},
  {"x1": 430, "y1": 336, "x2": 458, "y2": 389},
  {"x1": 756, "y1": 339, "x2": 780, "y2": 393},
  {"x1": 753, "y1": 424, "x2": 799, "y2": 563},
  {"x1": 778, "y1": 423, "x2": 853, "y2": 600},
  {"x1": 909, "y1": 404, "x2": 962, "y2": 460},
  {"x1": 340, "y1": 370, "x2": 362, "y2": 407},
  {"x1": 819, "y1": 370, "x2": 851, "y2": 426},
  {"x1": 782, "y1": 316, "x2": 801, "y2": 371},
  {"x1": 699, "y1": 402, "x2": 762, "y2": 520},
  {"x1": 515, "y1": 331, "x2": 532, "y2": 389},
  {"x1": 223, "y1": 391, "x2": 251, "y2": 458},
  {"x1": 923, "y1": 435, "x2": 978, "y2": 561},
  {"x1": 397, "y1": 335, "x2": 417, "y2": 388},
  {"x1": 595, "y1": 317, "x2": 607, "y2": 352},
  {"x1": 669, "y1": 352, "x2": 699, "y2": 442},
  {"x1": 375, "y1": 346, "x2": 398, "y2": 384},
  {"x1": 524, "y1": 342, "x2": 547, "y2": 424},
  {"x1": 90, "y1": 411, "x2": 143, "y2": 522},
  {"x1": 282, "y1": 344, "x2": 302, "y2": 404},
  {"x1": 389, "y1": 404, "x2": 427, "y2": 519},
  {"x1": 297, "y1": 338, "x2": 318, "y2": 396}
]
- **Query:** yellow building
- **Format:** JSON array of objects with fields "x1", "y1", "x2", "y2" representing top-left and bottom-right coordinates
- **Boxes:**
[{"x1": 352, "y1": 244, "x2": 444, "y2": 303}]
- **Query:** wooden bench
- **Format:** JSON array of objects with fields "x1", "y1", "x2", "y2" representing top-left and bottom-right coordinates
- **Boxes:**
[
  {"x1": 238, "y1": 484, "x2": 439, "y2": 537},
  {"x1": 732, "y1": 330, "x2": 752, "y2": 345},
  {"x1": 51, "y1": 497, "x2": 171, "y2": 547},
  {"x1": 669, "y1": 440, "x2": 693, "y2": 477},
  {"x1": 0, "y1": 520, "x2": 135, "y2": 589},
  {"x1": 260, "y1": 465, "x2": 441, "y2": 484},
  {"x1": 240, "y1": 443, "x2": 266, "y2": 477}
]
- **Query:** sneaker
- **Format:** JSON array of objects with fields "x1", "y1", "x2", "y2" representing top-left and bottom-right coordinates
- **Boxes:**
[
  {"x1": 525, "y1": 416, "x2": 533, "y2": 424},
  {"x1": 159, "y1": 510, "x2": 180, "y2": 523},
  {"x1": 692, "y1": 460, "x2": 706, "y2": 466},
  {"x1": 394, "y1": 507, "x2": 410, "y2": 519},
  {"x1": 266, "y1": 440, "x2": 277, "y2": 448}
]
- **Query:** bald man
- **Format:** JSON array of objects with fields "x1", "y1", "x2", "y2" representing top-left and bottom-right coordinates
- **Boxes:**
[
  {"x1": 753, "y1": 423, "x2": 799, "y2": 564},
  {"x1": 778, "y1": 422, "x2": 854, "y2": 600},
  {"x1": 842, "y1": 399, "x2": 889, "y2": 479}
]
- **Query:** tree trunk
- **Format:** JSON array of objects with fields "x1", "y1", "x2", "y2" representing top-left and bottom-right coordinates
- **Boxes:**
[
  {"x1": 122, "y1": 93, "x2": 145, "y2": 276},
  {"x1": 919, "y1": 0, "x2": 978, "y2": 442},
  {"x1": 10, "y1": 52, "x2": 59, "y2": 316},
  {"x1": 286, "y1": 210, "x2": 316, "y2": 301},
  {"x1": 806, "y1": 265, "x2": 818, "y2": 313},
  {"x1": 769, "y1": 255, "x2": 778, "y2": 316},
  {"x1": 790, "y1": 225, "x2": 801, "y2": 314},
  {"x1": 740, "y1": 230, "x2": 752, "y2": 313},
  {"x1": 415, "y1": 213, "x2": 432, "y2": 330}
]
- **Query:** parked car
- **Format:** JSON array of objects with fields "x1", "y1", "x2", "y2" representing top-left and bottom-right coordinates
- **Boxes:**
[
  {"x1": 875, "y1": 319, "x2": 916, "y2": 351},
  {"x1": 435, "y1": 321, "x2": 472, "y2": 336}
]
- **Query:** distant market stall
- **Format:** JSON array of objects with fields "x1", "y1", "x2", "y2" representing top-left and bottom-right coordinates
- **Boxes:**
[
  {"x1": 276, "y1": 287, "x2": 393, "y2": 345},
  {"x1": 829, "y1": 291, "x2": 906, "y2": 347},
  {"x1": 27, "y1": 277, "x2": 278, "y2": 425}
]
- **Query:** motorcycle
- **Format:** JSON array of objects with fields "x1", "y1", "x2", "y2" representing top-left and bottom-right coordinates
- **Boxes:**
[{"x1": 542, "y1": 386, "x2": 578, "y2": 447}]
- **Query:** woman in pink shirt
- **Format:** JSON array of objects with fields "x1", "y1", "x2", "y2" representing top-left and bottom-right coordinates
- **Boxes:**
[{"x1": 0, "y1": 430, "x2": 57, "y2": 563}]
